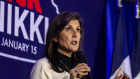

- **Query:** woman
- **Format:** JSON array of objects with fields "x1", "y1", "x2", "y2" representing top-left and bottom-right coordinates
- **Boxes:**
[
  {"x1": 30, "y1": 12, "x2": 91, "y2": 79},
  {"x1": 30, "y1": 12, "x2": 128, "y2": 79}
]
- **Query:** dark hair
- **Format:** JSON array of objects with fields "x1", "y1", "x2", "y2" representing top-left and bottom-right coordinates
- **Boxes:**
[{"x1": 44, "y1": 12, "x2": 84, "y2": 72}]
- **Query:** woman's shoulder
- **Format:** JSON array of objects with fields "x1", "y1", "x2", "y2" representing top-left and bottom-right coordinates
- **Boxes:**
[
  {"x1": 33, "y1": 57, "x2": 50, "y2": 68},
  {"x1": 36, "y1": 57, "x2": 49, "y2": 63},
  {"x1": 30, "y1": 57, "x2": 51, "y2": 79},
  {"x1": 36, "y1": 57, "x2": 49, "y2": 64},
  {"x1": 31, "y1": 57, "x2": 70, "y2": 79},
  {"x1": 30, "y1": 57, "x2": 51, "y2": 74}
]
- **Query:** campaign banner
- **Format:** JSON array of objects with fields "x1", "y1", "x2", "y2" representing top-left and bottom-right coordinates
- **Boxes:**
[
  {"x1": 0, "y1": 0, "x2": 59, "y2": 62},
  {"x1": 0, "y1": 0, "x2": 106, "y2": 79},
  {"x1": 0, "y1": 0, "x2": 59, "y2": 78}
]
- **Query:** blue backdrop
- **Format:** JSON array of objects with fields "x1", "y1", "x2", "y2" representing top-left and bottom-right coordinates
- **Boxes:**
[{"x1": 0, "y1": 0, "x2": 106, "y2": 79}]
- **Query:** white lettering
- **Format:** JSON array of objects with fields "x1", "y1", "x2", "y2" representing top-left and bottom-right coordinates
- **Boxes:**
[
  {"x1": 7, "y1": 4, "x2": 12, "y2": 34},
  {"x1": 44, "y1": 17, "x2": 49, "y2": 44},
  {"x1": 0, "y1": 1, "x2": 5, "y2": 32},
  {"x1": 1, "y1": 37, "x2": 29, "y2": 52},
  {"x1": 30, "y1": 12, "x2": 43, "y2": 44},
  {"x1": 15, "y1": 6, "x2": 29, "y2": 40},
  {"x1": 1, "y1": 2, "x2": 50, "y2": 45}
]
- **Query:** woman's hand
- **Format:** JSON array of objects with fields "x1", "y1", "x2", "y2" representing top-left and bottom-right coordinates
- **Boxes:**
[
  {"x1": 115, "y1": 68, "x2": 129, "y2": 79},
  {"x1": 70, "y1": 63, "x2": 90, "y2": 79}
]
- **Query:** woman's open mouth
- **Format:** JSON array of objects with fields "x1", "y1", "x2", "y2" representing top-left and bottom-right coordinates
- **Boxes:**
[{"x1": 71, "y1": 41, "x2": 78, "y2": 45}]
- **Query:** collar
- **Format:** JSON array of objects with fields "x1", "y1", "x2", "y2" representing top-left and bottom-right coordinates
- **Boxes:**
[{"x1": 57, "y1": 51, "x2": 71, "y2": 72}]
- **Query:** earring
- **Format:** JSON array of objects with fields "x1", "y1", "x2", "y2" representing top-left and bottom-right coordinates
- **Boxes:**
[{"x1": 53, "y1": 37, "x2": 58, "y2": 43}]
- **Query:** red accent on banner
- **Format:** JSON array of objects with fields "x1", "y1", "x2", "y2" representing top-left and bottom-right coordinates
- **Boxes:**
[
  {"x1": 16, "y1": 0, "x2": 26, "y2": 7},
  {"x1": 7, "y1": 0, "x2": 12, "y2": 2},
  {"x1": 27, "y1": 0, "x2": 42, "y2": 13}
]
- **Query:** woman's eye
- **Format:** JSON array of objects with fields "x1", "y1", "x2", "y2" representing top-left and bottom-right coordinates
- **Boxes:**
[
  {"x1": 76, "y1": 28, "x2": 81, "y2": 32},
  {"x1": 65, "y1": 27, "x2": 71, "y2": 31}
]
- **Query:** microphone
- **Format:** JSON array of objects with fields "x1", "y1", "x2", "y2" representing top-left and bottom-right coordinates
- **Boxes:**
[
  {"x1": 77, "y1": 51, "x2": 92, "y2": 79},
  {"x1": 77, "y1": 50, "x2": 87, "y2": 63}
]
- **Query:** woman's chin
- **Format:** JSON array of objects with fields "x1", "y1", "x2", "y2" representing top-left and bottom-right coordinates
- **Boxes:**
[{"x1": 71, "y1": 48, "x2": 78, "y2": 52}]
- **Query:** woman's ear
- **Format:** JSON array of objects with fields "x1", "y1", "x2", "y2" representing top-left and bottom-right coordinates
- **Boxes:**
[{"x1": 53, "y1": 37, "x2": 58, "y2": 43}]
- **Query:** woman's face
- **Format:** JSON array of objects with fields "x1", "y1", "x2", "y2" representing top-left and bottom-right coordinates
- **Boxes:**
[{"x1": 57, "y1": 20, "x2": 81, "y2": 52}]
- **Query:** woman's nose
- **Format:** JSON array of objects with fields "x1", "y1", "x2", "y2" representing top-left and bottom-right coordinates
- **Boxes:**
[
  {"x1": 73, "y1": 34, "x2": 77, "y2": 38},
  {"x1": 72, "y1": 30, "x2": 77, "y2": 38}
]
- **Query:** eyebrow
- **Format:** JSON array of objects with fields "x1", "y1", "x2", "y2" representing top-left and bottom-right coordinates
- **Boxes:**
[{"x1": 67, "y1": 24, "x2": 81, "y2": 28}]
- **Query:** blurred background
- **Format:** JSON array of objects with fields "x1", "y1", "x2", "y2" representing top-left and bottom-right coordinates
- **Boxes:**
[{"x1": 0, "y1": 0, "x2": 139, "y2": 79}]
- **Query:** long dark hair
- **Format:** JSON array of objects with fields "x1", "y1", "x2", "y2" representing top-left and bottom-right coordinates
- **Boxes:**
[{"x1": 44, "y1": 12, "x2": 84, "y2": 72}]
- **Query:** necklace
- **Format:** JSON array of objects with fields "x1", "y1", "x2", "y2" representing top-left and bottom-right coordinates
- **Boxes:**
[{"x1": 60, "y1": 60, "x2": 70, "y2": 72}]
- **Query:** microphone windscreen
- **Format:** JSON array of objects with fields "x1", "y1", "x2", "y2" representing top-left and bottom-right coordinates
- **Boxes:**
[{"x1": 77, "y1": 51, "x2": 86, "y2": 63}]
